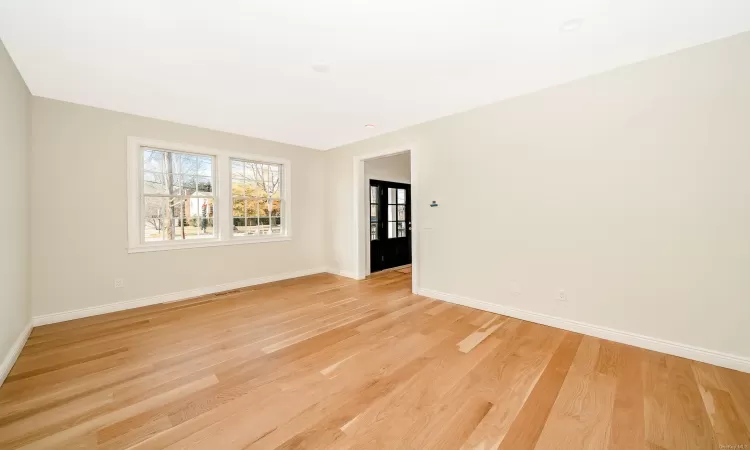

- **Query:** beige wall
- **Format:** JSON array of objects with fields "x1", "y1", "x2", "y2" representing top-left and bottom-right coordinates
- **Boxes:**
[
  {"x1": 30, "y1": 98, "x2": 326, "y2": 317},
  {"x1": 0, "y1": 39, "x2": 31, "y2": 366},
  {"x1": 325, "y1": 32, "x2": 750, "y2": 359}
]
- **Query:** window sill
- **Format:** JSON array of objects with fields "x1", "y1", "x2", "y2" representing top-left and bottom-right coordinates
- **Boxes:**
[{"x1": 128, "y1": 235, "x2": 291, "y2": 253}]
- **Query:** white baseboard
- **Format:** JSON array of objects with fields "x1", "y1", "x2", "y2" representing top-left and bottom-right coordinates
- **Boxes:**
[
  {"x1": 419, "y1": 288, "x2": 750, "y2": 374},
  {"x1": 1, "y1": 321, "x2": 32, "y2": 386},
  {"x1": 325, "y1": 268, "x2": 364, "y2": 280},
  {"x1": 32, "y1": 267, "x2": 328, "y2": 327}
]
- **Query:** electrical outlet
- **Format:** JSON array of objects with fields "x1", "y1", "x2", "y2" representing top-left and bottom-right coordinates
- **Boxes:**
[
  {"x1": 114, "y1": 278, "x2": 125, "y2": 289},
  {"x1": 510, "y1": 282, "x2": 521, "y2": 294},
  {"x1": 558, "y1": 289, "x2": 567, "y2": 302}
]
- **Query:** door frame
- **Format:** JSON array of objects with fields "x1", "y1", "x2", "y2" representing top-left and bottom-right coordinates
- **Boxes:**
[{"x1": 353, "y1": 147, "x2": 418, "y2": 294}]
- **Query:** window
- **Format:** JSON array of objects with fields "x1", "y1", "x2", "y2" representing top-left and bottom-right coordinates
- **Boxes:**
[
  {"x1": 142, "y1": 148, "x2": 215, "y2": 242},
  {"x1": 127, "y1": 137, "x2": 291, "y2": 252},
  {"x1": 231, "y1": 159, "x2": 283, "y2": 236}
]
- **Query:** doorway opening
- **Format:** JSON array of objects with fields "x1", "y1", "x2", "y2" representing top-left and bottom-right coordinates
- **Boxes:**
[{"x1": 353, "y1": 148, "x2": 417, "y2": 291}]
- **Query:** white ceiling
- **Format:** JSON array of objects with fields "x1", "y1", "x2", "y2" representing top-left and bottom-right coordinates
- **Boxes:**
[{"x1": 1, "y1": 1, "x2": 749, "y2": 150}]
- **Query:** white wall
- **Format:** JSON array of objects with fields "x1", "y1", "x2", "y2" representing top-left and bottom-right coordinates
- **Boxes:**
[
  {"x1": 30, "y1": 98, "x2": 326, "y2": 317},
  {"x1": 0, "y1": 39, "x2": 31, "y2": 374},
  {"x1": 364, "y1": 152, "x2": 411, "y2": 274},
  {"x1": 365, "y1": 152, "x2": 411, "y2": 184},
  {"x1": 325, "y1": 32, "x2": 750, "y2": 361}
]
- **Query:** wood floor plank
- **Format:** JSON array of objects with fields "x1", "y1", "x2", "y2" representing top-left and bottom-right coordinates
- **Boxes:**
[
  {"x1": 534, "y1": 336, "x2": 618, "y2": 450},
  {"x1": 0, "y1": 272, "x2": 746, "y2": 449},
  {"x1": 423, "y1": 395, "x2": 494, "y2": 449},
  {"x1": 255, "y1": 351, "x2": 436, "y2": 450},
  {"x1": 642, "y1": 352, "x2": 717, "y2": 450},
  {"x1": 330, "y1": 329, "x2": 504, "y2": 448},
  {"x1": 175, "y1": 331, "x2": 452, "y2": 449},
  {"x1": 457, "y1": 322, "x2": 562, "y2": 450},
  {"x1": 692, "y1": 362, "x2": 750, "y2": 447},
  {"x1": 456, "y1": 315, "x2": 506, "y2": 353},
  {"x1": 608, "y1": 343, "x2": 647, "y2": 450},
  {"x1": 494, "y1": 331, "x2": 583, "y2": 450},
  {"x1": 719, "y1": 369, "x2": 750, "y2": 435},
  {"x1": 11, "y1": 375, "x2": 218, "y2": 449},
  {"x1": 269, "y1": 315, "x2": 476, "y2": 449}
]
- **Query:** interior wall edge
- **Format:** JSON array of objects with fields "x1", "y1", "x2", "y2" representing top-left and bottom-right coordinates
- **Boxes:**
[{"x1": 0, "y1": 320, "x2": 32, "y2": 387}]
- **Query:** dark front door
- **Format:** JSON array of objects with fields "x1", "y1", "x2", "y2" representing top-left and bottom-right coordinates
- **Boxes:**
[{"x1": 369, "y1": 180, "x2": 411, "y2": 273}]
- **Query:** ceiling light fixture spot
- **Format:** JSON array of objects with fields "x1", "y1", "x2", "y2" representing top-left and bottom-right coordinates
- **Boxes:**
[
  {"x1": 311, "y1": 63, "x2": 330, "y2": 73},
  {"x1": 364, "y1": 124, "x2": 376, "y2": 129},
  {"x1": 559, "y1": 18, "x2": 584, "y2": 32}
]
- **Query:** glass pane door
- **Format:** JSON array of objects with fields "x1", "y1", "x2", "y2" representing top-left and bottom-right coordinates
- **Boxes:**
[{"x1": 387, "y1": 188, "x2": 407, "y2": 238}]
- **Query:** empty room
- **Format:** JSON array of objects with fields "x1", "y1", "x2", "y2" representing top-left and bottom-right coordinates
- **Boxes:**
[{"x1": 1, "y1": 1, "x2": 749, "y2": 449}]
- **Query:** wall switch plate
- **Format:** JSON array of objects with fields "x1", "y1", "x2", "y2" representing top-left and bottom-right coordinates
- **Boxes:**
[
  {"x1": 114, "y1": 278, "x2": 125, "y2": 289},
  {"x1": 558, "y1": 289, "x2": 567, "y2": 302}
]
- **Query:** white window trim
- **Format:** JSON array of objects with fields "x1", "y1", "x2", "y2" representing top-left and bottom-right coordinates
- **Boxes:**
[{"x1": 127, "y1": 136, "x2": 292, "y2": 253}]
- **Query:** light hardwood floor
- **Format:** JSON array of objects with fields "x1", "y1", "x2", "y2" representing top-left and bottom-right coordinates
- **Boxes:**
[{"x1": 1, "y1": 271, "x2": 749, "y2": 449}]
